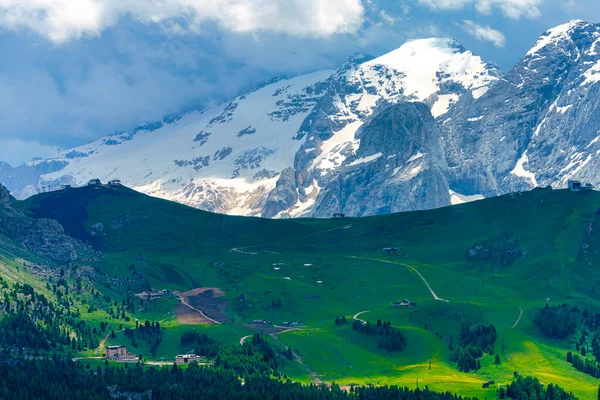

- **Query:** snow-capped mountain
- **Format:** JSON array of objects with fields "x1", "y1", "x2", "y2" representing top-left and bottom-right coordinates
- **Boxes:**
[
  {"x1": 262, "y1": 38, "x2": 499, "y2": 217},
  {"x1": 443, "y1": 20, "x2": 600, "y2": 199},
  {"x1": 7, "y1": 21, "x2": 600, "y2": 218},
  {"x1": 2, "y1": 37, "x2": 500, "y2": 217}
]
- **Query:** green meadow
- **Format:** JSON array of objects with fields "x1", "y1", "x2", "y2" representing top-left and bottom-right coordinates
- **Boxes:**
[{"x1": 19, "y1": 185, "x2": 600, "y2": 398}]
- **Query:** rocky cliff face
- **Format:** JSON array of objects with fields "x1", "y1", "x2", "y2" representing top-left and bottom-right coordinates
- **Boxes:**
[
  {"x1": 311, "y1": 102, "x2": 450, "y2": 217},
  {"x1": 0, "y1": 184, "x2": 82, "y2": 262},
  {"x1": 0, "y1": 183, "x2": 11, "y2": 209},
  {"x1": 443, "y1": 20, "x2": 600, "y2": 197},
  {"x1": 262, "y1": 40, "x2": 497, "y2": 217}
]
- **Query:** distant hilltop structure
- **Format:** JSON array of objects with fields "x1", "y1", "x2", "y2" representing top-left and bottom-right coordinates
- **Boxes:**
[
  {"x1": 568, "y1": 180, "x2": 594, "y2": 192},
  {"x1": 88, "y1": 178, "x2": 122, "y2": 187},
  {"x1": 37, "y1": 178, "x2": 124, "y2": 194}
]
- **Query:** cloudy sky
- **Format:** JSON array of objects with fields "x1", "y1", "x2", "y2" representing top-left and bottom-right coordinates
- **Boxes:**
[{"x1": 0, "y1": 0, "x2": 599, "y2": 166}]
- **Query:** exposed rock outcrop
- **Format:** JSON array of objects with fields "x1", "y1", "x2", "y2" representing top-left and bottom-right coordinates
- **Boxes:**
[
  {"x1": 0, "y1": 184, "x2": 83, "y2": 262},
  {"x1": 444, "y1": 20, "x2": 600, "y2": 197}
]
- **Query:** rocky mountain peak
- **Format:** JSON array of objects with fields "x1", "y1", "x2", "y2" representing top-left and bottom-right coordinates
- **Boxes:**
[
  {"x1": 334, "y1": 52, "x2": 374, "y2": 77},
  {"x1": 0, "y1": 184, "x2": 12, "y2": 209},
  {"x1": 361, "y1": 37, "x2": 501, "y2": 107},
  {"x1": 346, "y1": 52, "x2": 372, "y2": 63},
  {"x1": 527, "y1": 20, "x2": 599, "y2": 57}
]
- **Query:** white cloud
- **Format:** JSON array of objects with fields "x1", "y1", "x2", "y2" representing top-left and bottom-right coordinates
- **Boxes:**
[
  {"x1": 0, "y1": 16, "x2": 376, "y2": 165},
  {"x1": 418, "y1": 0, "x2": 543, "y2": 19},
  {"x1": 461, "y1": 20, "x2": 506, "y2": 47},
  {"x1": 0, "y1": 0, "x2": 365, "y2": 43},
  {"x1": 0, "y1": 138, "x2": 57, "y2": 166}
]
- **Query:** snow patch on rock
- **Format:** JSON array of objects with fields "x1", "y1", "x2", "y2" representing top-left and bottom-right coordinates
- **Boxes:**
[
  {"x1": 510, "y1": 152, "x2": 538, "y2": 186},
  {"x1": 348, "y1": 152, "x2": 383, "y2": 167},
  {"x1": 449, "y1": 190, "x2": 484, "y2": 205}
]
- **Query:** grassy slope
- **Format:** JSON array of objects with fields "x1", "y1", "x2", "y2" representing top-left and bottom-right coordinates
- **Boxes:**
[{"x1": 19, "y1": 185, "x2": 600, "y2": 398}]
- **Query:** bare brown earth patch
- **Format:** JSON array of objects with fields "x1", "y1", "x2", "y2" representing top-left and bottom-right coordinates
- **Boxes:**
[
  {"x1": 178, "y1": 287, "x2": 226, "y2": 298},
  {"x1": 174, "y1": 303, "x2": 214, "y2": 325},
  {"x1": 173, "y1": 287, "x2": 229, "y2": 324}
]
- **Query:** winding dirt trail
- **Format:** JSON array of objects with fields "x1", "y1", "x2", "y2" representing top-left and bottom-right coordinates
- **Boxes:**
[
  {"x1": 511, "y1": 307, "x2": 524, "y2": 328},
  {"x1": 96, "y1": 332, "x2": 111, "y2": 355},
  {"x1": 231, "y1": 248, "x2": 259, "y2": 255},
  {"x1": 350, "y1": 257, "x2": 450, "y2": 302},
  {"x1": 353, "y1": 311, "x2": 369, "y2": 324},
  {"x1": 96, "y1": 326, "x2": 127, "y2": 355},
  {"x1": 240, "y1": 335, "x2": 253, "y2": 345}
]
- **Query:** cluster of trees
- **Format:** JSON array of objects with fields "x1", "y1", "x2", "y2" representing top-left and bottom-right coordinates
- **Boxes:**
[
  {"x1": 123, "y1": 320, "x2": 162, "y2": 355},
  {"x1": 567, "y1": 352, "x2": 600, "y2": 378},
  {"x1": 534, "y1": 304, "x2": 580, "y2": 339},
  {"x1": 0, "y1": 351, "x2": 581, "y2": 400},
  {"x1": 215, "y1": 334, "x2": 282, "y2": 377},
  {"x1": 75, "y1": 278, "x2": 134, "y2": 321},
  {"x1": 498, "y1": 376, "x2": 577, "y2": 400},
  {"x1": 581, "y1": 309, "x2": 600, "y2": 330},
  {"x1": 352, "y1": 320, "x2": 407, "y2": 352},
  {"x1": 458, "y1": 324, "x2": 497, "y2": 353},
  {"x1": 536, "y1": 304, "x2": 600, "y2": 380},
  {"x1": 449, "y1": 346, "x2": 482, "y2": 373},
  {"x1": 0, "y1": 280, "x2": 99, "y2": 352},
  {"x1": 561, "y1": 307, "x2": 600, "y2": 379},
  {"x1": 334, "y1": 316, "x2": 348, "y2": 325},
  {"x1": 575, "y1": 310, "x2": 600, "y2": 361},
  {"x1": 50, "y1": 271, "x2": 131, "y2": 321},
  {"x1": 0, "y1": 353, "x2": 488, "y2": 400},
  {"x1": 180, "y1": 331, "x2": 221, "y2": 357},
  {"x1": 448, "y1": 324, "x2": 497, "y2": 373},
  {"x1": 102, "y1": 297, "x2": 135, "y2": 320},
  {"x1": 575, "y1": 330, "x2": 600, "y2": 361}
]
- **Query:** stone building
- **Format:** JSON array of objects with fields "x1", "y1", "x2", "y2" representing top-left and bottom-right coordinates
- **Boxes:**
[{"x1": 106, "y1": 345, "x2": 137, "y2": 361}]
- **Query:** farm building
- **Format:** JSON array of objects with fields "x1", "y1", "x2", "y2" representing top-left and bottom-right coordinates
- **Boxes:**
[
  {"x1": 569, "y1": 180, "x2": 594, "y2": 192},
  {"x1": 568, "y1": 180, "x2": 582, "y2": 191},
  {"x1": 135, "y1": 290, "x2": 169, "y2": 300},
  {"x1": 281, "y1": 322, "x2": 302, "y2": 327},
  {"x1": 482, "y1": 380, "x2": 495, "y2": 388},
  {"x1": 106, "y1": 345, "x2": 137, "y2": 361},
  {"x1": 382, "y1": 247, "x2": 399, "y2": 253},
  {"x1": 108, "y1": 179, "x2": 122, "y2": 186},
  {"x1": 393, "y1": 299, "x2": 416, "y2": 307},
  {"x1": 175, "y1": 354, "x2": 202, "y2": 365},
  {"x1": 252, "y1": 320, "x2": 272, "y2": 325}
]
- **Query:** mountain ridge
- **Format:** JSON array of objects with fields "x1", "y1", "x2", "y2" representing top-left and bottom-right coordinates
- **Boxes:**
[
  {"x1": 443, "y1": 19, "x2": 600, "y2": 198},
  {"x1": 3, "y1": 20, "x2": 600, "y2": 218}
]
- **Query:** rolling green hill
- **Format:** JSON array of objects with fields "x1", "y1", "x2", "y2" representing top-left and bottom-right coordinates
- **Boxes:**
[{"x1": 14, "y1": 184, "x2": 600, "y2": 398}]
